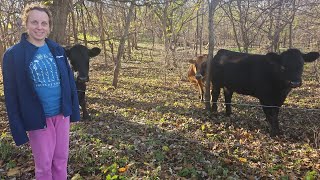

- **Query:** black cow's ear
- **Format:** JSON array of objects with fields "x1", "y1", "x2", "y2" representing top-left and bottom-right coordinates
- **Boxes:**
[
  {"x1": 303, "y1": 52, "x2": 319, "y2": 63},
  {"x1": 266, "y1": 52, "x2": 281, "y2": 69},
  {"x1": 64, "y1": 49, "x2": 70, "y2": 58},
  {"x1": 63, "y1": 45, "x2": 72, "y2": 58},
  {"x1": 89, "y1": 47, "x2": 101, "y2": 58}
]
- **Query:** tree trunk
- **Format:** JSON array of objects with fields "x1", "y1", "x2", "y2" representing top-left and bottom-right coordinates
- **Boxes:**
[
  {"x1": 269, "y1": 0, "x2": 284, "y2": 52},
  {"x1": 95, "y1": 2, "x2": 108, "y2": 66},
  {"x1": 236, "y1": 0, "x2": 250, "y2": 53},
  {"x1": 199, "y1": 4, "x2": 204, "y2": 55},
  {"x1": 79, "y1": 3, "x2": 87, "y2": 47},
  {"x1": 112, "y1": 1, "x2": 135, "y2": 88},
  {"x1": 70, "y1": 4, "x2": 78, "y2": 44},
  {"x1": 225, "y1": 2, "x2": 241, "y2": 52},
  {"x1": 133, "y1": 7, "x2": 138, "y2": 50},
  {"x1": 163, "y1": 0, "x2": 169, "y2": 84},
  {"x1": 288, "y1": 0, "x2": 296, "y2": 49},
  {"x1": 49, "y1": 0, "x2": 70, "y2": 44},
  {"x1": 195, "y1": 7, "x2": 199, "y2": 56},
  {"x1": 205, "y1": 0, "x2": 219, "y2": 109},
  {"x1": 127, "y1": 35, "x2": 132, "y2": 60}
]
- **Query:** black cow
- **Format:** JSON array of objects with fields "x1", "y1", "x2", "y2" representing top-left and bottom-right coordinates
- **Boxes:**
[
  {"x1": 205, "y1": 49, "x2": 319, "y2": 136},
  {"x1": 65, "y1": 44, "x2": 101, "y2": 120}
]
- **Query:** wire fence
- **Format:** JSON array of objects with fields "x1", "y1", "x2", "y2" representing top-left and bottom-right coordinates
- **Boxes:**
[{"x1": 202, "y1": 101, "x2": 320, "y2": 112}]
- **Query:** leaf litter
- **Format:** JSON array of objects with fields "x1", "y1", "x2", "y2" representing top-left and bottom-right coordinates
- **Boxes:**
[{"x1": 0, "y1": 49, "x2": 319, "y2": 179}]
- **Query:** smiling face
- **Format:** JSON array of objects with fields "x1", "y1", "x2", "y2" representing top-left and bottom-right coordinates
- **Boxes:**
[{"x1": 25, "y1": 9, "x2": 50, "y2": 46}]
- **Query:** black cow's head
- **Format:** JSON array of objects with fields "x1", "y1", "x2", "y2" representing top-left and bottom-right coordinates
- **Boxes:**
[
  {"x1": 65, "y1": 44, "x2": 101, "y2": 83},
  {"x1": 268, "y1": 49, "x2": 319, "y2": 88}
]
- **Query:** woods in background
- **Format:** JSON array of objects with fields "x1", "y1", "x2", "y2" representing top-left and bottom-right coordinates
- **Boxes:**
[{"x1": 1, "y1": 0, "x2": 320, "y2": 64}]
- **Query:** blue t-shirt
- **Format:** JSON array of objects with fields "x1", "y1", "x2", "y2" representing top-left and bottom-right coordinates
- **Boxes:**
[{"x1": 29, "y1": 43, "x2": 62, "y2": 117}]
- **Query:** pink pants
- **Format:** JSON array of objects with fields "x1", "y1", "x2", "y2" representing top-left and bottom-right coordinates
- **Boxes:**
[{"x1": 28, "y1": 114, "x2": 70, "y2": 180}]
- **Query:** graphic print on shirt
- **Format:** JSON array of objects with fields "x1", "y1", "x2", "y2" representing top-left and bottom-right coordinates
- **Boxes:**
[
  {"x1": 29, "y1": 43, "x2": 62, "y2": 117},
  {"x1": 29, "y1": 49, "x2": 60, "y2": 88}
]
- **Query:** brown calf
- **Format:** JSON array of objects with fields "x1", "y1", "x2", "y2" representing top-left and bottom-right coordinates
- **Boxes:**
[{"x1": 187, "y1": 54, "x2": 208, "y2": 101}]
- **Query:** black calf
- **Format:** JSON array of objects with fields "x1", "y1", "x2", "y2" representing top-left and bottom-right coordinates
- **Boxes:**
[{"x1": 65, "y1": 44, "x2": 101, "y2": 119}]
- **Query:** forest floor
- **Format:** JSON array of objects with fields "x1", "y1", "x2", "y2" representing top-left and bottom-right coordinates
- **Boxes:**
[{"x1": 0, "y1": 46, "x2": 320, "y2": 180}]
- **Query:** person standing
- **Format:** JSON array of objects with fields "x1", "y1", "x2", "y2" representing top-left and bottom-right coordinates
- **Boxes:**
[{"x1": 1, "y1": 2, "x2": 80, "y2": 180}]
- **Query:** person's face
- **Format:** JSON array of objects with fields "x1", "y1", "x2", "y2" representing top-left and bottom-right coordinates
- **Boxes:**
[{"x1": 26, "y1": 9, "x2": 50, "y2": 46}]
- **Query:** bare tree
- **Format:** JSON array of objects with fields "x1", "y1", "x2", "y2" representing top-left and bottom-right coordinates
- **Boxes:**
[
  {"x1": 0, "y1": 1, "x2": 24, "y2": 63},
  {"x1": 221, "y1": 0, "x2": 269, "y2": 52},
  {"x1": 150, "y1": 1, "x2": 200, "y2": 66},
  {"x1": 1, "y1": 0, "x2": 320, "y2": 65},
  {"x1": 69, "y1": 3, "x2": 79, "y2": 44},
  {"x1": 112, "y1": 1, "x2": 135, "y2": 88},
  {"x1": 94, "y1": 1, "x2": 109, "y2": 66},
  {"x1": 195, "y1": 0, "x2": 206, "y2": 56},
  {"x1": 288, "y1": 0, "x2": 296, "y2": 48},
  {"x1": 264, "y1": 0, "x2": 298, "y2": 52}
]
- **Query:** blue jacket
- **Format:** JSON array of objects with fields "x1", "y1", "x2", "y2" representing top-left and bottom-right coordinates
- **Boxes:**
[{"x1": 2, "y1": 33, "x2": 80, "y2": 146}]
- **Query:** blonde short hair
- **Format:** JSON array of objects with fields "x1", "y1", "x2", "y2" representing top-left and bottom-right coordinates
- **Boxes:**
[{"x1": 22, "y1": 2, "x2": 52, "y2": 28}]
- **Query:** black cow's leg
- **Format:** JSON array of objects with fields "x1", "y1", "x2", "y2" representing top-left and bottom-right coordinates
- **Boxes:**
[
  {"x1": 80, "y1": 92, "x2": 90, "y2": 120},
  {"x1": 262, "y1": 106, "x2": 280, "y2": 137},
  {"x1": 271, "y1": 108, "x2": 281, "y2": 135},
  {"x1": 223, "y1": 88, "x2": 233, "y2": 116},
  {"x1": 76, "y1": 81, "x2": 90, "y2": 120},
  {"x1": 211, "y1": 86, "x2": 220, "y2": 113}
]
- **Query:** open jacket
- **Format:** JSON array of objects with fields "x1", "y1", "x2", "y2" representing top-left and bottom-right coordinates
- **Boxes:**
[{"x1": 2, "y1": 33, "x2": 80, "y2": 146}]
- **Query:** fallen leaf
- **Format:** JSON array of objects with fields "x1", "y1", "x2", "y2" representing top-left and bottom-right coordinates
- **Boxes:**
[
  {"x1": 71, "y1": 173, "x2": 82, "y2": 180},
  {"x1": 22, "y1": 166, "x2": 34, "y2": 173},
  {"x1": 7, "y1": 167, "x2": 20, "y2": 177},
  {"x1": 222, "y1": 158, "x2": 233, "y2": 165},
  {"x1": 238, "y1": 157, "x2": 248, "y2": 163},
  {"x1": 201, "y1": 124, "x2": 206, "y2": 131},
  {"x1": 162, "y1": 145, "x2": 170, "y2": 151},
  {"x1": 118, "y1": 167, "x2": 127, "y2": 173}
]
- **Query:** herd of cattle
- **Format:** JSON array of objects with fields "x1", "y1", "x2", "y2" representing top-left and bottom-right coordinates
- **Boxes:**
[
  {"x1": 66, "y1": 45, "x2": 319, "y2": 137},
  {"x1": 188, "y1": 49, "x2": 319, "y2": 136}
]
